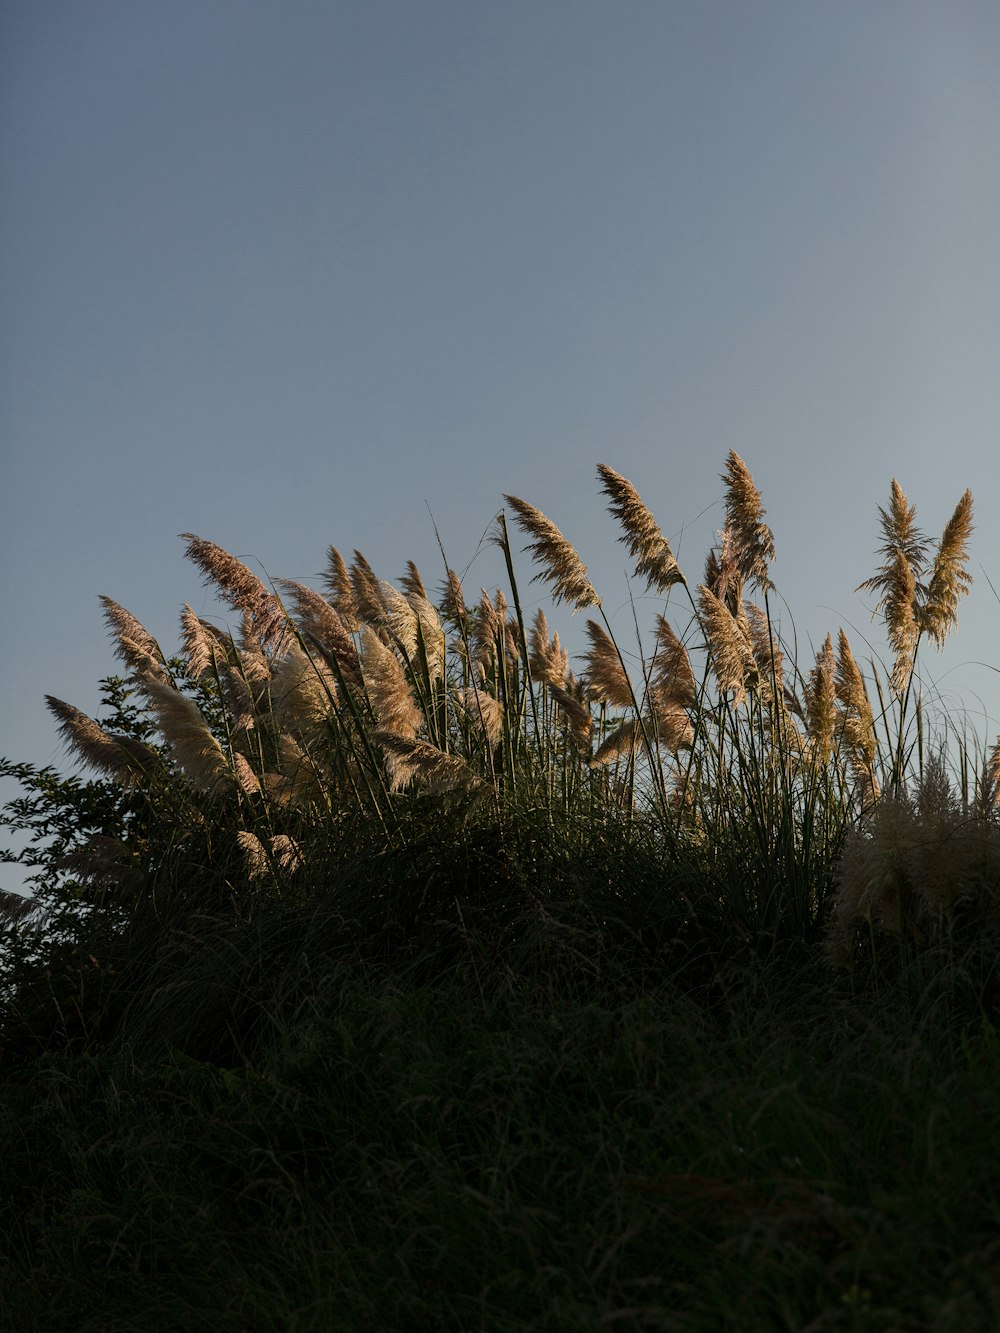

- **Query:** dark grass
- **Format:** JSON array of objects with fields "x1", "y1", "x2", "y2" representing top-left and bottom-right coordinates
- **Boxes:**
[{"x1": 2, "y1": 963, "x2": 1000, "y2": 1332}]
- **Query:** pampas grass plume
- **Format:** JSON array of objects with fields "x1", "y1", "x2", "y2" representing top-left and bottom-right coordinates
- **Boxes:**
[
  {"x1": 503, "y1": 495, "x2": 599, "y2": 610},
  {"x1": 721, "y1": 452, "x2": 775, "y2": 592},
  {"x1": 45, "y1": 696, "x2": 154, "y2": 783},
  {"x1": 583, "y1": 619, "x2": 633, "y2": 710},
  {"x1": 919, "y1": 488, "x2": 974, "y2": 648},
  {"x1": 596, "y1": 463, "x2": 685, "y2": 593},
  {"x1": 360, "y1": 626, "x2": 422, "y2": 739},
  {"x1": 141, "y1": 678, "x2": 232, "y2": 792},
  {"x1": 99, "y1": 597, "x2": 167, "y2": 680},
  {"x1": 323, "y1": 546, "x2": 360, "y2": 632},
  {"x1": 180, "y1": 533, "x2": 290, "y2": 654}
]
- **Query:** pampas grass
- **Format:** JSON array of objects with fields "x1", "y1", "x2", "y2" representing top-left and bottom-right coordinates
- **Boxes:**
[
  {"x1": 179, "y1": 605, "x2": 230, "y2": 681},
  {"x1": 323, "y1": 545, "x2": 360, "y2": 632},
  {"x1": 180, "y1": 533, "x2": 290, "y2": 655},
  {"x1": 721, "y1": 450, "x2": 775, "y2": 593},
  {"x1": 920, "y1": 488, "x2": 974, "y2": 648},
  {"x1": 6, "y1": 454, "x2": 993, "y2": 1007},
  {"x1": 597, "y1": 463, "x2": 685, "y2": 593},
  {"x1": 45, "y1": 695, "x2": 155, "y2": 782},
  {"x1": 99, "y1": 597, "x2": 167, "y2": 681},
  {"x1": 140, "y1": 678, "x2": 232, "y2": 793},
  {"x1": 582, "y1": 619, "x2": 633, "y2": 710},
  {"x1": 503, "y1": 495, "x2": 599, "y2": 610},
  {"x1": 696, "y1": 585, "x2": 758, "y2": 702},
  {"x1": 360, "y1": 626, "x2": 422, "y2": 740},
  {"x1": 5, "y1": 456, "x2": 999, "y2": 1333}
]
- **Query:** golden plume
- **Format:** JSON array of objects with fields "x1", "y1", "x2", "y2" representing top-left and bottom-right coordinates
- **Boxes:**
[
  {"x1": 721, "y1": 452, "x2": 775, "y2": 592},
  {"x1": 45, "y1": 696, "x2": 156, "y2": 783},
  {"x1": 360, "y1": 626, "x2": 421, "y2": 739},
  {"x1": 589, "y1": 718, "x2": 640, "y2": 767},
  {"x1": 596, "y1": 463, "x2": 685, "y2": 592},
  {"x1": 373, "y1": 732, "x2": 480, "y2": 795},
  {"x1": 503, "y1": 495, "x2": 599, "y2": 610},
  {"x1": 804, "y1": 634, "x2": 838, "y2": 764},
  {"x1": 461, "y1": 686, "x2": 505, "y2": 748},
  {"x1": 919, "y1": 489, "x2": 974, "y2": 648},
  {"x1": 99, "y1": 597, "x2": 167, "y2": 681},
  {"x1": 180, "y1": 605, "x2": 230, "y2": 681},
  {"x1": 349, "y1": 550, "x2": 384, "y2": 624},
  {"x1": 582, "y1": 619, "x2": 633, "y2": 710},
  {"x1": 323, "y1": 546, "x2": 360, "y2": 632},
  {"x1": 400, "y1": 560, "x2": 428, "y2": 601},
  {"x1": 141, "y1": 678, "x2": 232, "y2": 792},
  {"x1": 275, "y1": 579, "x2": 360, "y2": 681},
  {"x1": 179, "y1": 533, "x2": 290, "y2": 654},
  {"x1": 696, "y1": 585, "x2": 758, "y2": 702},
  {"x1": 649, "y1": 615, "x2": 696, "y2": 709}
]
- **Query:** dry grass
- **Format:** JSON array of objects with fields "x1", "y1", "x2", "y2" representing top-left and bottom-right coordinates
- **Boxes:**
[{"x1": 20, "y1": 457, "x2": 991, "y2": 972}]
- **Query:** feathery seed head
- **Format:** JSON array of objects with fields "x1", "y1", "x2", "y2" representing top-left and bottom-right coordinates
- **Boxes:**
[
  {"x1": 349, "y1": 550, "x2": 385, "y2": 624},
  {"x1": 141, "y1": 678, "x2": 232, "y2": 793},
  {"x1": 461, "y1": 686, "x2": 506, "y2": 748},
  {"x1": 589, "y1": 718, "x2": 640, "y2": 767},
  {"x1": 270, "y1": 833, "x2": 304, "y2": 875},
  {"x1": 360, "y1": 625, "x2": 422, "y2": 739},
  {"x1": 834, "y1": 629, "x2": 877, "y2": 775},
  {"x1": 439, "y1": 568, "x2": 467, "y2": 626},
  {"x1": 742, "y1": 602, "x2": 783, "y2": 706},
  {"x1": 400, "y1": 560, "x2": 428, "y2": 601},
  {"x1": 408, "y1": 593, "x2": 447, "y2": 681},
  {"x1": 323, "y1": 546, "x2": 360, "y2": 631},
  {"x1": 529, "y1": 609, "x2": 569, "y2": 688},
  {"x1": 721, "y1": 452, "x2": 775, "y2": 592},
  {"x1": 650, "y1": 615, "x2": 696, "y2": 709},
  {"x1": 377, "y1": 580, "x2": 420, "y2": 659},
  {"x1": 45, "y1": 695, "x2": 155, "y2": 783},
  {"x1": 275, "y1": 579, "x2": 360, "y2": 682},
  {"x1": 237, "y1": 831, "x2": 270, "y2": 882},
  {"x1": 596, "y1": 463, "x2": 685, "y2": 593},
  {"x1": 503, "y1": 495, "x2": 599, "y2": 610},
  {"x1": 704, "y1": 524, "x2": 743, "y2": 614},
  {"x1": 696, "y1": 584, "x2": 758, "y2": 702},
  {"x1": 232, "y1": 751, "x2": 261, "y2": 796},
  {"x1": 983, "y1": 736, "x2": 1000, "y2": 811},
  {"x1": 857, "y1": 480, "x2": 928, "y2": 692},
  {"x1": 582, "y1": 619, "x2": 633, "y2": 709},
  {"x1": 180, "y1": 605, "x2": 230, "y2": 681},
  {"x1": 180, "y1": 533, "x2": 290, "y2": 654},
  {"x1": 548, "y1": 675, "x2": 593, "y2": 749},
  {"x1": 473, "y1": 589, "x2": 517, "y2": 667},
  {"x1": 270, "y1": 642, "x2": 338, "y2": 738},
  {"x1": 649, "y1": 700, "x2": 695, "y2": 752},
  {"x1": 804, "y1": 633, "x2": 838, "y2": 764},
  {"x1": 918, "y1": 489, "x2": 974, "y2": 649},
  {"x1": 374, "y1": 731, "x2": 480, "y2": 795},
  {"x1": 99, "y1": 597, "x2": 166, "y2": 680}
]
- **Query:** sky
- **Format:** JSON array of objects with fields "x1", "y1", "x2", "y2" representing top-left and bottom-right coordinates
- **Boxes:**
[{"x1": 2, "y1": 1, "x2": 998, "y2": 893}]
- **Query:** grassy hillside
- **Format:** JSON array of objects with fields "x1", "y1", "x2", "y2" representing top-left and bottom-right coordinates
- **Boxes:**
[{"x1": 2, "y1": 456, "x2": 998, "y2": 1329}]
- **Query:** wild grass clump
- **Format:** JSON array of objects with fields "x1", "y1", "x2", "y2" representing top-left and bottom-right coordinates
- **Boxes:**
[
  {"x1": 2, "y1": 455, "x2": 997, "y2": 1058},
  {"x1": 2, "y1": 456, "x2": 999, "y2": 1327}
]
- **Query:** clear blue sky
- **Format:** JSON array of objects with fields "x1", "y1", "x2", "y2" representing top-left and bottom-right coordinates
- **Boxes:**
[{"x1": 2, "y1": 1, "x2": 998, "y2": 889}]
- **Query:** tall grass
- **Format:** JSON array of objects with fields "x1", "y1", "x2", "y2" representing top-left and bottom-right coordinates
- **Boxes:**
[
  {"x1": 3, "y1": 456, "x2": 1000, "y2": 1328},
  {"x1": 1, "y1": 454, "x2": 998, "y2": 1058}
]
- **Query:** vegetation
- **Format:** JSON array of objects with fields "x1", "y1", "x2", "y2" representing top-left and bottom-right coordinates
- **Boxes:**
[{"x1": 2, "y1": 455, "x2": 999, "y2": 1329}]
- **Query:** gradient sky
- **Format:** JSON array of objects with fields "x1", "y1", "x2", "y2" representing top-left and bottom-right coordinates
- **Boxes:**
[{"x1": 2, "y1": 1, "x2": 998, "y2": 893}]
